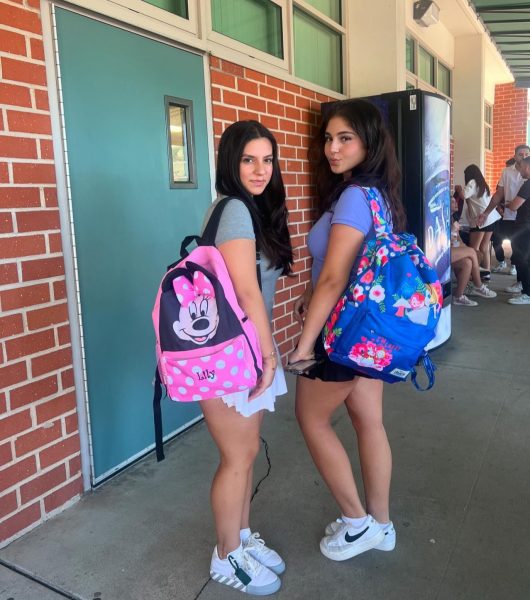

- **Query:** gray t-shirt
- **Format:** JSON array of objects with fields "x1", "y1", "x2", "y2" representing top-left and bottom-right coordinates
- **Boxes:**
[{"x1": 203, "y1": 197, "x2": 282, "y2": 320}]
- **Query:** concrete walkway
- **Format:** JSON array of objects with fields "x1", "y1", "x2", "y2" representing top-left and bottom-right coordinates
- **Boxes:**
[{"x1": 1, "y1": 272, "x2": 529, "y2": 600}]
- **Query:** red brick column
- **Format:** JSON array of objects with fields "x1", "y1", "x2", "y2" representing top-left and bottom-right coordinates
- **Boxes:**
[
  {"x1": 1, "y1": 0, "x2": 82, "y2": 546},
  {"x1": 209, "y1": 56, "x2": 335, "y2": 357},
  {"x1": 491, "y1": 83, "x2": 528, "y2": 187}
]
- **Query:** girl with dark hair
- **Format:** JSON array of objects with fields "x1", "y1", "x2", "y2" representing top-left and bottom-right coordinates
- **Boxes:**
[
  {"x1": 461, "y1": 163, "x2": 500, "y2": 280},
  {"x1": 288, "y1": 99, "x2": 404, "y2": 561},
  {"x1": 201, "y1": 120, "x2": 292, "y2": 595}
]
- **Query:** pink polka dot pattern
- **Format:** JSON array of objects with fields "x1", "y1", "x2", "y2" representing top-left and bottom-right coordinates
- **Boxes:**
[{"x1": 160, "y1": 335, "x2": 258, "y2": 402}]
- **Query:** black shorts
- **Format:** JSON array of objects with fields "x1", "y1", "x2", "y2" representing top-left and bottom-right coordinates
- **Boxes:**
[
  {"x1": 469, "y1": 223, "x2": 495, "y2": 233},
  {"x1": 297, "y1": 334, "x2": 372, "y2": 382}
]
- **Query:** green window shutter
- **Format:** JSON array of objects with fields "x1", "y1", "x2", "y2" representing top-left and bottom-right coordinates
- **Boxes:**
[
  {"x1": 143, "y1": 0, "x2": 188, "y2": 18},
  {"x1": 211, "y1": 0, "x2": 283, "y2": 59},
  {"x1": 294, "y1": 7, "x2": 342, "y2": 92}
]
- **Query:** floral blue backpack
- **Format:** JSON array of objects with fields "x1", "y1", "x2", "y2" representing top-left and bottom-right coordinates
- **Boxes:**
[{"x1": 323, "y1": 186, "x2": 442, "y2": 390}]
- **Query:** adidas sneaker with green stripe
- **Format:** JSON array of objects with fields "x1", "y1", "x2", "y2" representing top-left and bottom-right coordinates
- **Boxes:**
[{"x1": 210, "y1": 544, "x2": 281, "y2": 595}]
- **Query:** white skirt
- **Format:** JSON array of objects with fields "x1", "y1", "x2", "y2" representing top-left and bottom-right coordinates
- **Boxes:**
[{"x1": 221, "y1": 362, "x2": 287, "y2": 417}]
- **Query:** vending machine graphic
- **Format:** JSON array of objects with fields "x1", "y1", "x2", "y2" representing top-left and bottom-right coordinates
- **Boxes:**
[{"x1": 323, "y1": 89, "x2": 452, "y2": 347}]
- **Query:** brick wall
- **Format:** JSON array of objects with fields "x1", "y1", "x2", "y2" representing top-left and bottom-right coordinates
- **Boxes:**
[
  {"x1": 210, "y1": 56, "x2": 334, "y2": 358},
  {"x1": 492, "y1": 83, "x2": 528, "y2": 186},
  {"x1": 0, "y1": 0, "x2": 82, "y2": 546}
]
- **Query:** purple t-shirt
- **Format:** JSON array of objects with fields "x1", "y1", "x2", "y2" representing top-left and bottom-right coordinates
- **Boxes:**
[{"x1": 308, "y1": 186, "x2": 391, "y2": 286}]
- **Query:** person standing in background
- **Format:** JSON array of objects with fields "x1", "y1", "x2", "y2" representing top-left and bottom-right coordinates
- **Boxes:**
[
  {"x1": 479, "y1": 144, "x2": 530, "y2": 292},
  {"x1": 460, "y1": 164, "x2": 500, "y2": 279},
  {"x1": 503, "y1": 156, "x2": 530, "y2": 305}
]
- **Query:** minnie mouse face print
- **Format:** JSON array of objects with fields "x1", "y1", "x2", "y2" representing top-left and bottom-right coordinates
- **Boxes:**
[{"x1": 172, "y1": 272, "x2": 219, "y2": 345}]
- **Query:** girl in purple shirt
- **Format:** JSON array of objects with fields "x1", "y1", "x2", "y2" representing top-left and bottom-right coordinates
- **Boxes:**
[{"x1": 289, "y1": 99, "x2": 406, "y2": 562}]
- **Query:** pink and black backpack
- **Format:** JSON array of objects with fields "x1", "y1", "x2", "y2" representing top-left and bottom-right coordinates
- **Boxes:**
[{"x1": 152, "y1": 197, "x2": 262, "y2": 460}]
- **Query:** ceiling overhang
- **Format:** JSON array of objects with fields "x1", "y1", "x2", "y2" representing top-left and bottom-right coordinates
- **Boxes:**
[{"x1": 471, "y1": 1, "x2": 530, "y2": 87}]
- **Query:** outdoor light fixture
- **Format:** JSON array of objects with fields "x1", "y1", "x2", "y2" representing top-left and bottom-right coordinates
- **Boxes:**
[{"x1": 413, "y1": 0, "x2": 440, "y2": 27}]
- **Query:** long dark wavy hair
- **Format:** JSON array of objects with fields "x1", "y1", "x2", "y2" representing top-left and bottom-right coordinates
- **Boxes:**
[
  {"x1": 464, "y1": 164, "x2": 490, "y2": 198},
  {"x1": 309, "y1": 99, "x2": 406, "y2": 231},
  {"x1": 216, "y1": 120, "x2": 293, "y2": 275}
]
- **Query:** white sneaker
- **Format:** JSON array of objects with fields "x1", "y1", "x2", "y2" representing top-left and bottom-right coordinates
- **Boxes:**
[
  {"x1": 453, "y1": 294, "x2": 478, "y2": 306},
  {"x1": 325, "y1": 518, "x2": 396, "y2": 551},
  {"x1": 243, "y1": 532, "x2": 285, "y2": 575},
  {"x1": 210, "y1": 544, "x2": 281, "y2": 595},
  {"x1": 492, "y1": 261, "x2": 507, "y2": 273},
  {"x1": 510, "y1": 265, "x2": 517, "y2": 276},
  {"x1": 467, "y1": 284, "x2": 497, "y2": 298},
  {"x1": 319, "y1": 515, "x2": 385, "y2": 561},
  {"x1": 507, "y1": 293, "x2": 530, "y2": 305},
  {"x1": 505, "y1": 281, "x2": 523, "y2": 294}
]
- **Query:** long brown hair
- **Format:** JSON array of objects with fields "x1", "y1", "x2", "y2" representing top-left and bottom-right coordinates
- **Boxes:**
[
  {"x1": 464, "y1": 164, "x2": 490, "y2": 199},
  {"x1": 309, "y1": 99, "x2": 406, "y2": 231},
  {"x1": 216, "y1": 120, "x2": 293, "y2": 275}
]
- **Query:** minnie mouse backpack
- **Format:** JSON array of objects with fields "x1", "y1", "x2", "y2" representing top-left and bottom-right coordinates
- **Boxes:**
[
  {"x1": 152, "y1": 197, "x2": 262, "y2": 460},
  {"x1": 323, "y1": 186, "x2": 442, "y2": 390}
]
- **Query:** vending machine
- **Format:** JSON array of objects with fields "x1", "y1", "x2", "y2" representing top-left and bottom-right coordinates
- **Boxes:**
[{"x1": 323, "y1": 89, "x2": 452, "y2": 347}]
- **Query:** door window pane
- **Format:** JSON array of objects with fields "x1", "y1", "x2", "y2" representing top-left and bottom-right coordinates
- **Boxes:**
[
  {"x1": 406, "y1": 37, "x2": 415, "y2": 73},
  {"x1": 437, "y1": 62, "x2": 451, "y2": 97},
  {"x1": 143, "y1": 0, "x2": 188, "y2": 18},
  {"x1": 211, "y1": 0, "x2": 283, "y2": 59},
  {"x1": 165, "y1": 97, "x2": 196, "y2": 188},
  {"x1": 419, "y1": 46, "x2": 434, "y2": 85},
  {"x1": 303, "y1": 0, "x2": 341, "y2": 23},
  {"x1": 294, "y1": 7, "x2": 342, "y2": 92}
]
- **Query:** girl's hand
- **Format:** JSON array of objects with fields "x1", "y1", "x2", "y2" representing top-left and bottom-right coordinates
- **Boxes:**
[
  {"x1": 288, "y1": 344, "x2": 315, "y2": 365},
  {"x1": 249, "y1": 352, "x2": 277, "y2": 400},
  {"x1": 293, "y1": 287, "x2": 312, "y2": 326}
]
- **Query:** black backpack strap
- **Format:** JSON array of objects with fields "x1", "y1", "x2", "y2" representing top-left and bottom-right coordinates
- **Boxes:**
[
  {"x1": 153, "y1": 365, "x2": 165, "y2": 462},
  {"x1": 202, "y1": 196, "x2": 262, "y2": 290}
]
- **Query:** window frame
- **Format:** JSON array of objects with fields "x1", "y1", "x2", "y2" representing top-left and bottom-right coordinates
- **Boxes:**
[
  {"x1": 165, "y1": 95, "x2": 198, "y2": 189},
  {"x1": 406, "y1": 33, "x2": 452, "y2": 101},
  {"x1": 484, "y1": 101, "x2": 493, "y2": 152}
]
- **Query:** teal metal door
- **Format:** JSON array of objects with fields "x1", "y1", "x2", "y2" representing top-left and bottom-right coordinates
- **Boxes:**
[{"x1": 55, "y1": 8, "x2": 210, "y2": 481}]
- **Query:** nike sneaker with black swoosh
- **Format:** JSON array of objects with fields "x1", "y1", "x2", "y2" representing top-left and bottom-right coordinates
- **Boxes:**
[
  {"x1": 325, "y1": 518, "x2": 396, "y2": 551},
  {"x1": 319, "y1": 515, "x2": 385, "y2": 561}
]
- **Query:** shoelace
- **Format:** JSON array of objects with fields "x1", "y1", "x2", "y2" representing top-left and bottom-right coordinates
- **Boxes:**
[
  {"x1": 232, "y1": 547, "x2": 263, "y2": 577},
  {"x1": 246, "y1": 532, "x2": 269, "y2": 554}
]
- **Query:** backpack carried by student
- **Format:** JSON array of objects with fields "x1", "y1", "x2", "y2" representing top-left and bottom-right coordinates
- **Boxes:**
[
  {"x1": 323, "y1": 186, "x2": 442, "y2": 390},
  {"x1": 152, "y1": 197, "x2": 262, "y2": 460}
]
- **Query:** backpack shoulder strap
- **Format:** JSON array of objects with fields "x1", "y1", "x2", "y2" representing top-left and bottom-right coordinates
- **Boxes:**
[
  {"x1": 201, "y1": 196, "x2": 262, "y2": 289},
  {"x1": 355, "y1": 186, "x2": 393, "y2": 237},
  {"x1": 153, "y1": 366, "x2": 165, "y2": 462}
]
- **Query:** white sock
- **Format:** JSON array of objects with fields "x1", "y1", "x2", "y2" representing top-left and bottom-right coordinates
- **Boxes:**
[
  {"x1": 342, "y1": 514, "x2": 368, "y2": 528},
  {"x1": 240, "y1": 528, "x2": 252, "y2": 543},
  {"x1": 378, "y1": 521, "x2": 391, "y2": 529}
]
